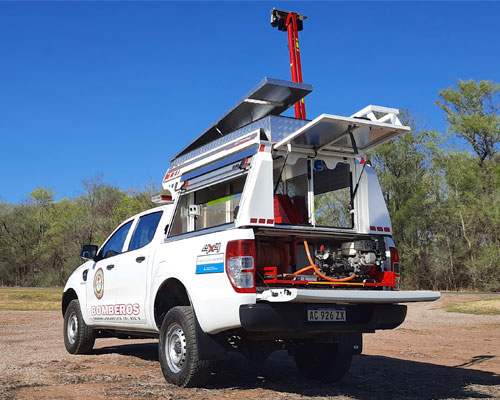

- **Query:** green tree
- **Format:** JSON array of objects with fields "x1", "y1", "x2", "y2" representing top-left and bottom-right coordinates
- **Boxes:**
[
  {"x1": 368, "y1": 111, "x2": 440, "y2": 289},
  {"x1": 78, "y1": 175, "x2": 125, "y2": 245},
  {"x1": 436, "y1": 79, "x2": 500, "y2": 166},
  {"x1": 435, "y1": 79, "x2": 500, "y2": 290}
]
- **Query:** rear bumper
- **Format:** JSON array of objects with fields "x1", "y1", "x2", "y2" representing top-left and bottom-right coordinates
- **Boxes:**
[{"x1": 239, "y1": 302, "x2": 407, "y2": 334}]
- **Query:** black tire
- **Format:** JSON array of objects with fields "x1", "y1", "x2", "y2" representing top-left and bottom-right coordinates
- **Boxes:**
[
  {"x1": 294, "y1": 343, "x2": 352, "y2": 383},
  {"x1": 158, "y1": 306, "x2": 212, "y2": 387},
  {"x1": 63, "y1": 299, "x2": 95, "y2": 354}
]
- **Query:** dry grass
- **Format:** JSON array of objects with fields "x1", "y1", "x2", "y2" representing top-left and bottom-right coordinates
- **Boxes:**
[
  {"x1": 0, "y1": 287, "x2": 62, "y2": 311},
  {"x1": 445, "y1": 297, "x2": 500, "y2": 315}
]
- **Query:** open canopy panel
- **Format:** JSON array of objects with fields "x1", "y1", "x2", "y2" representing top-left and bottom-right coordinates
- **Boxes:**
[
  {"x1": 273, "y1": 108, "x2": 410, "y2": 157},
  {"x1": 172, "y1": 78, "x2": 313, "y2": 161}
]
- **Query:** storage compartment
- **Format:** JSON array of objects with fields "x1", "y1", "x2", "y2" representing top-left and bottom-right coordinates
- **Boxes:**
[
  {"x1": 255, "y1": 234, "x2": 395, "y2": 288},
  {"x1": 273, "y1": 157, "x2": 353, "y2": 229}
]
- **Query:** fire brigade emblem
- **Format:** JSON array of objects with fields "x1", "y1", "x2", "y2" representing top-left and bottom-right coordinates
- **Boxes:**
[{"x1": 93, "y1": 268, "x2": 104, "y2": 299}]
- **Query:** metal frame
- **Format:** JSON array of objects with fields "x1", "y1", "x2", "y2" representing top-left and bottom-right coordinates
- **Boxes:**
[{"x1": 350, "y1": 105, "x2": 403, "y2": 126}]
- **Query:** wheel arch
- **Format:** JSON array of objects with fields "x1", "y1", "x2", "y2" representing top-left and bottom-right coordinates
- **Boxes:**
[
  {"x1": 153, "y1": 278, "x2": 191, "y2": 329},
  {"x1": 62, "y1": 288, "x2": 78, "y2": 316}
]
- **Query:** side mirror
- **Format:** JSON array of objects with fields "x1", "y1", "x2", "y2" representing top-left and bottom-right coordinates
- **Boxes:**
[{"x1": 81, "y1": 245, "x2": 98, "y2": 260}]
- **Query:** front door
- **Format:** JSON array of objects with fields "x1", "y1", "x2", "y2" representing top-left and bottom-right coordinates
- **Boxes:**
[{"x1": 86, "y1": 220, "x2": 134, "y2": 324}]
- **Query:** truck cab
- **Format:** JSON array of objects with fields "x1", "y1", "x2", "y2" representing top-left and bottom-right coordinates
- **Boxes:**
[{"x1": 62, "y1": 78, "x2": 440, "y2": 387}]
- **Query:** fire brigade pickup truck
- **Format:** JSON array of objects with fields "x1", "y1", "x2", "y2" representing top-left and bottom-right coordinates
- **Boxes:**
[{"x1": 62, "y1": 78, "x2": 440, "y2": 387}]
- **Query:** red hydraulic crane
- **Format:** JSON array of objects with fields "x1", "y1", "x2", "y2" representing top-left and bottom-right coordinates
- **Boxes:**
[{"x1": 270, "y1": 8, "x2": 307, "y2": 120}]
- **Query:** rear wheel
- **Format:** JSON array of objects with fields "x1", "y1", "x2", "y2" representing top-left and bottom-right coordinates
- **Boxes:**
[
  {"x1": 158, "y1": 306, "x2": 212, "y2": 387},
  {"x1": 63, "y1": 299, "x2": 95, "y2": 354},
  {"x1": 294, "y1": 343, "x2": 352, "y2": 382}
]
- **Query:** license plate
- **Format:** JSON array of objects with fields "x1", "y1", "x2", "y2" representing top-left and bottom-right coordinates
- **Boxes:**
[{"x1": 307, "y1": 307, "x2": 346, "y2": 322}]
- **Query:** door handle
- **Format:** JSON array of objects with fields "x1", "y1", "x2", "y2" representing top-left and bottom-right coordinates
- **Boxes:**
[
  {"x1": 136, "y1": 256, "x2": 146, "y2": 263},
  {"x1": 106, "y1": 264, "x2": 115, "y2": 270}
]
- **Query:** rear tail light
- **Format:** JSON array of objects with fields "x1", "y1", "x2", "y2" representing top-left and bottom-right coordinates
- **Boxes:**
[
  {"x1": 390, "y1": 247, "x2": 400, "y2": 290},
  {"x1": 226, "y1": 240, "x2": 256, "y2": 293},
  {"x1": 390, "y1": 247, "x2": 400, "y2": 273}
]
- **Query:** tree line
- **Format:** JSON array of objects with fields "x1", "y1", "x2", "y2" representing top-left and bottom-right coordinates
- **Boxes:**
[
  {"x1": 0, "y1": 178, "x2": 157, "y2": 286},
  {"x1": 0, "y1": 79, "x2": 499, "y2": 290},
  {"x1": 369, "y1": 79, "x2": 500, "y2": 291}
]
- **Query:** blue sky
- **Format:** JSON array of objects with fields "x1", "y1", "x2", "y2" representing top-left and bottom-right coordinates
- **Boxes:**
[{"x1": 1, "y1": 1, "x2": 499, "y2": 203}]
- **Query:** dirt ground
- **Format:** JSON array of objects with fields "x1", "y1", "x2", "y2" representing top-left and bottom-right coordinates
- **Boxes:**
[{"x1": 1, "y1": 294, "x2": 499, "y2": 400}]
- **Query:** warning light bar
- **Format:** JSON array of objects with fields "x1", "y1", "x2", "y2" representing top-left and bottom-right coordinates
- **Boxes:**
[{"x1": 152, "y1": 194, "x2": 173, "y2": 204}]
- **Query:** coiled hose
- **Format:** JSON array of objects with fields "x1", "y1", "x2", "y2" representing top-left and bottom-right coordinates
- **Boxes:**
[{"x1": 293, "y1": 240, "x2": 356, "y2": 283}]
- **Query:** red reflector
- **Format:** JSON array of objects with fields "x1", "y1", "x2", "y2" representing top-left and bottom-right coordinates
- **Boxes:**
[
  {"x1": 370, "y1": 226, "x2": 376, "y2": 231},
  {"x1": 258, "y1": 218, "x2": 265, "y2": 224},
  {"x1": 384, "y1": 227, "x2": 390, "y2": 232},
  {"x1": 390, "y1": 247, "x2": 400, "y2": 263},
  {"x1": 266, "y1": 219, "x2": 274, "y2": 224},
  {"x1": 250, "y1": 218, "x2": 257, "y2": 223},
  {"x1": 259, "y1": 144, "x2": 265, "y2": 152},
  {"x1": 360, "y1": 157, "x2": 365, "y2": 165},
  {"x1": 377, "y1": 227, "x2": 383, "y2": 231}
]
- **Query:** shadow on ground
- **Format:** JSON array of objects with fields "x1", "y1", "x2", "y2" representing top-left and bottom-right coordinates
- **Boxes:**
[
  {"x1": 95, "y1": 342, "x2": 500, "y2": 400},
  {"x1": 94, "y1": 342, "x2": 158, "y2": 361}
]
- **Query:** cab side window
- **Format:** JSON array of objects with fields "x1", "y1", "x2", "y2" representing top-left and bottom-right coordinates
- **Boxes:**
[
  {"x1": 129, "y1": 211, "x2": 163, "y2": 251},
  {"x1": 99, "y1": 221, "x2": 133, "y2": 259}
]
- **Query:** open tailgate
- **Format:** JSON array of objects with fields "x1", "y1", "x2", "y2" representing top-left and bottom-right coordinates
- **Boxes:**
[{"x1": 257, "y1": 289, "x2": 441, "y2": 304}]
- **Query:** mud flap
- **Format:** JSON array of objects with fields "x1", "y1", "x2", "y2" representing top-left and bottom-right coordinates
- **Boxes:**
[
  {"x1": 338, "y1": 333, "x2": 362, "y2": 355},
  {"x1": 193, "y1": 313, "x2": 226, "y2": 361}
]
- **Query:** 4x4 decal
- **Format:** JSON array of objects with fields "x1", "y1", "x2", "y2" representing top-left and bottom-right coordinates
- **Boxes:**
[{"x1": 201, "y1": 243, "x2": 221, "y2": 254}]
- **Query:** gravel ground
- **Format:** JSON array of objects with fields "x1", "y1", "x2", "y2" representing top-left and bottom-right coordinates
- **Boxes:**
[{"x1": 0, "y1": 294, "x2": 499, "y2": 400}]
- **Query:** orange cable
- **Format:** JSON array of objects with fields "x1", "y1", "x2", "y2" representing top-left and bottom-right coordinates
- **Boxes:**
[
  {"x1": 294, "y1": 265, "x2": 315, "y2": 275},
  {"x1": 292, "y1": 239, "x2": 357, "y2": 283}
]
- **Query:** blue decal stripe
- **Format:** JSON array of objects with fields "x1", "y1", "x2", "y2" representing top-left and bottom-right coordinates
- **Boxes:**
[{"x1": 196, "y1": 262, "x2": 224, "y2": 274}]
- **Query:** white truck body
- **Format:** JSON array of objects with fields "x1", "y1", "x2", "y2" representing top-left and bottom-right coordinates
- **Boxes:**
[{"x1": 62, "y1": 78, "x2": 440, "y2": 386}]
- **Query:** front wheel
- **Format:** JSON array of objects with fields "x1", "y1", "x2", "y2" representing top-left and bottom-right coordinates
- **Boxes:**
[
  {"x1": 294, "y1": 343, "x2": 352, "y2": 382},
  {"x1": 63, "y1": 299, "x2": 95, "y2": 354},
  {"x1": 158, "y1": 306, "x2": 212, "y2": 387}
]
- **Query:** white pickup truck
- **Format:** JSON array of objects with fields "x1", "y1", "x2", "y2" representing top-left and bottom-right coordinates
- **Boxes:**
[{"x1": 62, "y1": 78, "x2": 440, "y2": 387}]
